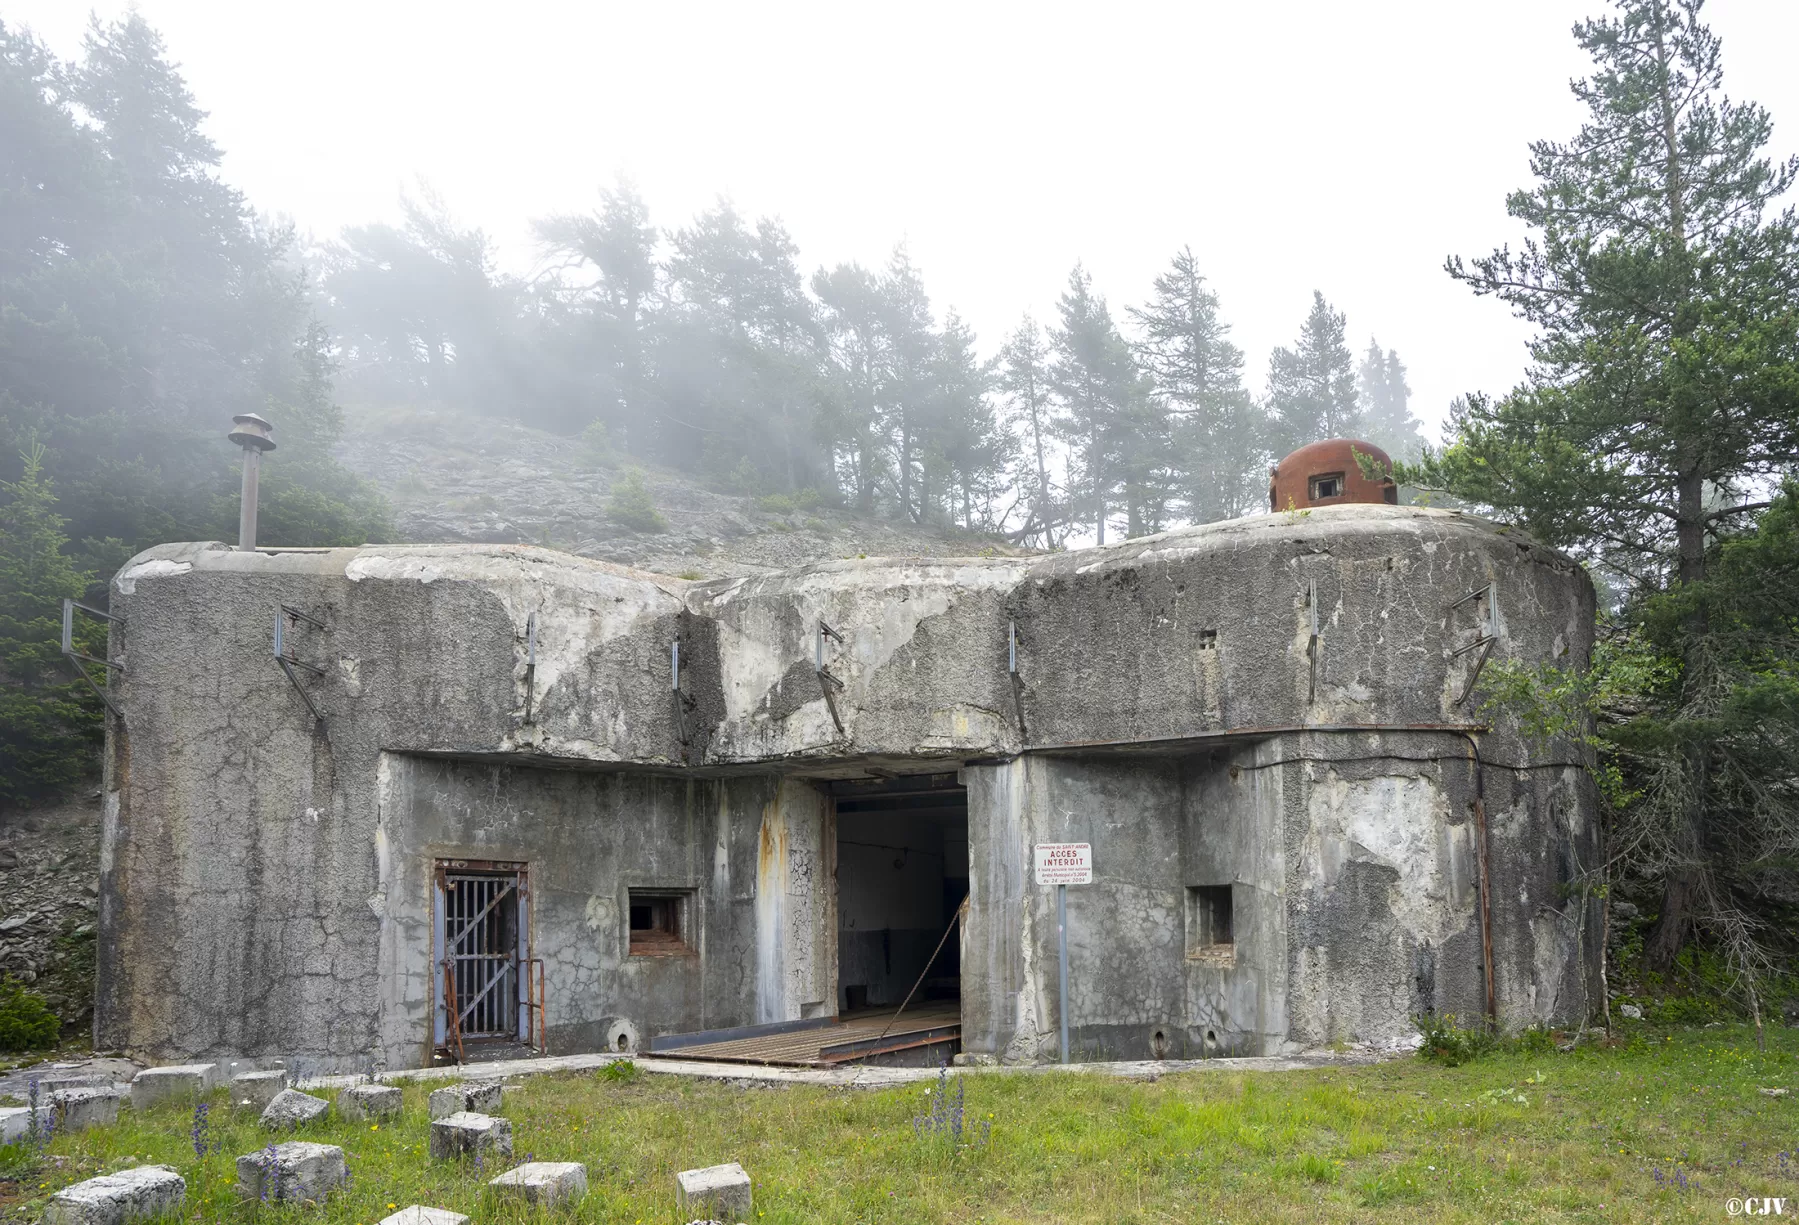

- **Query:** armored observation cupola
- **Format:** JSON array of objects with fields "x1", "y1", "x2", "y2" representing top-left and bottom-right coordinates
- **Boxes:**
[{"x1": 1268, "y1": 439, "x2": 1398, "y2": 511}]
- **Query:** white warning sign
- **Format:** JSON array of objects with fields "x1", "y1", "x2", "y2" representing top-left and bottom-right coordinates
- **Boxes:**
[{"x1": 1033, "y1": 842, "x2": 1092, "y2": 885}]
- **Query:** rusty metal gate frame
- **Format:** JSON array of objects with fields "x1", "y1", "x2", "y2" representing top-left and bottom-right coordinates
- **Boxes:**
[{"x1": 433, "y1": 859, "x2": 534, "y2": 1059}]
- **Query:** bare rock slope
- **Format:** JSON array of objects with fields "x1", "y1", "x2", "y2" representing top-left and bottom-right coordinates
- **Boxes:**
[
  {"x1": 0, "y1": 790, "x2": 100, "y2": 1036},
  {"x1": 336, "y1": 407, "x2": 1024, "y2": 576}
]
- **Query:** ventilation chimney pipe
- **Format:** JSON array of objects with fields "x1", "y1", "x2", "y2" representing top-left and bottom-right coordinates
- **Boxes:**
[{"x1": 228, "y1": 413, "x2": 276, "y2": 550}]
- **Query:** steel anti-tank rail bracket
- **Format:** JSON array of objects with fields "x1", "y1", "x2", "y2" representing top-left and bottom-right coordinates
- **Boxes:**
[
  {"x1": 62, "y1": 599, "x2": 124, "y2": 719},
  {"x1": 1446, "y1": 584, "x2": 1498, "y2": 706},
  {"x1": 814, "y1": 618, "x2": 847, "y2": 736},
  {"x1": 522, "y1": 610, "x2": 538, "y2": 724},
  {"x1": 1007, "y1": 618, "x2": 1028, "y2": 740},
  {"x1": 671, "y1": 638, "x2": 690, "y2": 757},
  {"x1": 274, "y1": 603, "x2": 327, "y2": 726},
  {"x1": 1305, "y1": 581, "x2": 1320, "y2": 705}
]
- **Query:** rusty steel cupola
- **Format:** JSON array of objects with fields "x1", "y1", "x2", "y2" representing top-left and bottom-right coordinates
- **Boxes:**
[{"x1": 1269, "y1": 438, "x2": 1397, "y2": 511}]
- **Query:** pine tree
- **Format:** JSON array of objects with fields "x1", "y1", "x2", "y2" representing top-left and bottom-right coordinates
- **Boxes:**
[
  {"x1": 1128, "y1": 248, "x2": 1268, "y2": 523},
  {"x1": 605, "y1": 468, "x2": 667, "y2": 533},
  {"x1": 660, "y1": 202, "x2": 826, "y2": 489},
  {"x1": 1047, "y1": 266, "x2": 1141, "y2": 545},
  {"x1": 928, "y1": 312, "x2": 1009, "y2": 530},
  {"x1": 1266, "y1": 291, "x2": 1360, "y2": 452},
  {"x1": 1, "y1": 14, "x2": 387, "y2": 569},
  {"x1": 1357, "y1": 339, "x2": 1425, "y2": 460},
  {"x1": 877, "y1": 247, "x2": 939, "y2": 523},
  {"x1": 997, "y1": 317, "x2": 1060, "y2": 547},
  {"x1": 0, "y1": 444, "x2": 101, "y2": 800},
  {"x1": 813, "y1": 262, "x2": 888, "y2": 514},
  {"x1": 1409, "y1": 0, "x2": 1799, "y2": 982},
  {"x1": 531, "y1": 176, "x2": 662, "y2": 443},
  {"x1": 325, "y1": 190, "x2": 518, "y2": 415}
]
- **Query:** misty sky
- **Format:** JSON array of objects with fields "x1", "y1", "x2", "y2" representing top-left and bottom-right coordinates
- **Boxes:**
[{"x1": 11, "y1": 1, "x2": 1799, "y2": 441}]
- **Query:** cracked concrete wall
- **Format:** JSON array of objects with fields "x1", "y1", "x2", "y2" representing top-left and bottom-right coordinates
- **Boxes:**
[
  {"x1": 962, "y1": 749, "x2": 1287, "y2": 1063},
  {"x1": 962, "y1": 733, "x2": 1597, "y2": 1061},
  {"x1": 372, "y1": 758, "x2": 825, "y2": 1069},
  {"x1": 93, "y1": 543, "x2": 816, "y2": 1066},
  {"x1": 99, "y1": 503, "x2": 1599, "y2": 1062},
  {"x1": 1281, "y1": 740, "x2": 1599, "y2": 1046},
  {"x1": 753, "y1": 779, "x2": 835, "y2": 1024}
]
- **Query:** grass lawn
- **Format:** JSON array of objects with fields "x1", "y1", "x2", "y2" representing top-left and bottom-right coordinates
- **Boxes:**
[{"x1": 3, "y1": 1025, "x2": 1796, "y2": 1223}]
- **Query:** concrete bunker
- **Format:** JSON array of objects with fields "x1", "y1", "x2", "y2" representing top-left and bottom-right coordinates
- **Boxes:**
[{"x1": 94, "y1": 493, "x2": 1603, "y2": 1070}]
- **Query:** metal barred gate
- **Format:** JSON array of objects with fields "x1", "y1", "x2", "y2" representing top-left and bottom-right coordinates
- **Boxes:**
[{"x1": 433, "y1": 860, "x2": 531, "y2": 1053}]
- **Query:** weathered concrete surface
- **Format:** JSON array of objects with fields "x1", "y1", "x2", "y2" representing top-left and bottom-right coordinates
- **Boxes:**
[
  {"x1": 0, "y1": 1088, "x2": 123, "y2": 1141},
  {"x1": 336, "y1": 1083, "x2": 401, "y2": 1120},
  {"x1": 426, "y1": 1080, "x2": 500, "y2": 1120},
  {"x1": 378, "y1": 1209, "x2": 468, "y2": 1225},
  {"x1": 97, "y1": 505, "x2": 1598, "y2": 1067},
  {"x1": 0, "y1": 1106, "x2": 32, "y2": 1144},
  {"x1": 677, "y1": 1163, "x2": 752, "y2": 1220},
  {"x1": 960, "y1": 727, "x2": 1595, "y2": 1061},
  {"x1": 42, "y1": 1165, "x2": 184, "y2": 1224},
  {"x1": 488, "y1": 1161, "x2": 587, "y2": 1205},
  {"x1": 234, "y1": 1140, "x2": 346, "y2": 1202},
  {"x1": 48, "y1": 1087, "x2": 123, "y2": 1133},
  {"x1": 0, "y1": 1056, "x2": 141, "y2": 1104},
  {"x1": 230, "y1": 1069, "x2": 288, "y2": 1108},
  {"x1": 429, "y1": 1111, "x2": 511, "y2": 1160},
  {"x1": 259, "y1": 1087, "x2": 329, "y2": 1129},
  {"x1": 127, "y1": 1064, "x2": 219, "y2": 1107},
  {"x1": 375, "y1": 764, "x2": 827, "y2": 1067},
  {"x1": 296, "y1": 1045, "x2": 1386, "y2": 1093}
]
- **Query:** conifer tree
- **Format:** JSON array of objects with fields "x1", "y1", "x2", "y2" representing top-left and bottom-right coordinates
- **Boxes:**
[
  {"x1": 878, "y1": 247, "x2": 939, "y2": 523},
  {"x1": 1266, "y1": 292, "x2": 1360, "y2": 452},
  {"x1": 930, "y1": 311, "x2": 1009, "y2": 530},
  {"x1": 1408, "y1": 0, "x2": 1799, "y2": 981},
  {"x1": 0, "y1": 444, "x2": 101, "y2": 800},
  {"x1": 1047, "y1": 266, "x2": 1142, "y2": 545},
  {"x1": 998, "y1": 317, "x2": 1060, "y2": 548},
  {"x1": 1, "y1": 14, "x2": 387, "y2": 566},
  {"x1": 813, "y1": 262, "x2": 888, "y2": 514},
  {"x1": 1357, "y1": 339, "x2": 1425, "y2": 460},
  {"x1": 532, "y1": 176, "x2": 662, "y2": 443},
  {"x1": 1129, "y1": 248, "x2": 1268, "y2": 522}
]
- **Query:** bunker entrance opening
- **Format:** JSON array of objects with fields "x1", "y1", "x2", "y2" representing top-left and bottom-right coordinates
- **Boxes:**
[
  {"x1": 433, "y1": 860, "x2": 531, "y2": 1053},
  {"x1": 832, "y1": 773, "x2": 968, "y2": 1017},
  {"x1": 641, "y1": 772, "x2": 969, "y2": 1068}
]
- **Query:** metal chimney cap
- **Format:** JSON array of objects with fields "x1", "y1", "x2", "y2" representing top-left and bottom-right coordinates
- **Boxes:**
[{"x1": 228, "y1": 413, "x2": 276, "y2": 452}]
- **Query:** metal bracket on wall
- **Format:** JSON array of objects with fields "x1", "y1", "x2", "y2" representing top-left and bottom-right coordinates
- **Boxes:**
[
  {"x1": 815, "y1": 618, "x2": 846, "y2": 736},
  {"x1": 671, "y1": 639, "x2": 689, "y2": 755},
  {"x1": 522, "y1": 611, "x2": 537, "y2": 723},
  {"x1": 1007, "y1": 618, "x2": 1028, "y2": 740},
  {"x1": 62, "y1": 599, "x2": 124, "y2": 719},
  {"x1": 1446, "y1": 585, "x2": 1497, "y2": 706},
  {"x1": 273, "y1": 603, "x2": 327, "y2": 726},
  {"x1": 1305, "y1": 581, "x2": 1320, "y2": 704}
]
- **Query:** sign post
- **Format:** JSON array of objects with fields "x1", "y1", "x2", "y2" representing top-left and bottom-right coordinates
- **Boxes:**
[
  {"x1": 1033, "y1": 842, "x2": 1092, "y2": 1064},
  {"x1": 1057, "y1": 882, "x2": 1068, "y2": 1064}
]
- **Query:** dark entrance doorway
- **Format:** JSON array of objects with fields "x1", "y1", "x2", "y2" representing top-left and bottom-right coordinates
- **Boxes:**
[
  {"x1": 642, "y1": 775, "x2": 968, "y2": 1069},
  {"x1": 831, "y1": 774, "x2": 968, "y2": 1016}
]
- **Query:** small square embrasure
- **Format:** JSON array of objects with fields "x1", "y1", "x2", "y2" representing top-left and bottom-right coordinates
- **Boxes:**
[
  {"x1": 1186, "y1": 884, "x2": 1234, "y2": 963},
  {"x1": 628, "y1": 890, "x2": 692, "y2": 955}
]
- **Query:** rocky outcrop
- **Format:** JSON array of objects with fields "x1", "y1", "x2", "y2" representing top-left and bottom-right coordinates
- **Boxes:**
[
  {"x1": 0, "y1": 791, "x2": 101, "y2": 1035},
  {"x1": 334, "y1": 405, "x2": 1023, "y2": 579}
]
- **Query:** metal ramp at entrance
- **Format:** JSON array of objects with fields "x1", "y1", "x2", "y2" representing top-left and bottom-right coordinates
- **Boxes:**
[{"x1": 649, "y1": 1005, "x2": 961, "y2": 1068}]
